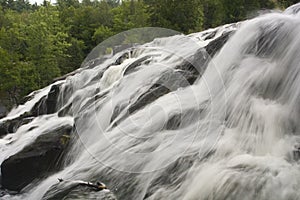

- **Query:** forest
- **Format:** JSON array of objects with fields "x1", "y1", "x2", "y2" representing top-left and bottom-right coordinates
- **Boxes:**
[{"x1": 0, "y1": 0, "x2": 297, "y2": 108}]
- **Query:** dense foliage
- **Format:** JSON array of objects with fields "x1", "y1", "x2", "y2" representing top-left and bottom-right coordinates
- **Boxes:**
[{"x1": 0, "y1": 0, "x2": 296, "y2": 108}]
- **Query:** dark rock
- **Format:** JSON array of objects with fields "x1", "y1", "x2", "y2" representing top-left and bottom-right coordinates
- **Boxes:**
[
  {"x1": 128, "y1": 68, "x2": 199, "y2": 115},
  {"x1": 0, "y1": 105, "x2": 7, "y2": 119},
  {"x1": 129, "y1": 84, "x2": 170, "y2": 115},
  {"x1": 293, "y1": 144, "x2": 300, "y2": 161},
  {"x1": 110, "y1": 104, "x2": 127, "y2": 124},
  {"x1": 110, "y1": 59, "x2": 202, "y2": 127},
  {"x1": 19, "y1": 91, "x2": 38, "y2": 105},
  {"x1": 203, "y1": 30, "x2": 217, "y2": 40},
  {"x1": 45, "y1": 84, "x2": 60, "y2": 114},
  {"x1": 88, "y1": 70, "x2": 105, "y2": 83},
  {"x1": 143, "y1": 154, "x2": 198, "y2": 199},
  {"x1": 109, "y1": 83, "x2": 171, "y2": 128},
  {"x1": 109, "y1": 85, "x2": 170, "y2": 128},
  {"x1": 1, "y1": 125, "x2": 72, "y2": 191},
  {"x1": 31, "y1": 84, "x2": 62, "y2": 116},
  {"x1": 0, "y1": 188, "x2": 18, "y2": 198},
  {"x1": 58, "y1": 103, "x2": 73, "y2": 117},
  {"x1": 114, "y1": 51, "x2": 131, "y2": 65},
  {"x1": 0, "y1": 114, "x2": 34, "y2": 138},
  {"x1": 123, "y1": 55, "x2": 151, "y2": 75},
  {"x1": 164, "y1": 107, "x2": 205, "y2": 130},
  {"x1": 0, "y1": 124, "x2": 6, "y2": 137},
  {"x1": 30, "y1": 96, "x2": 47, "y2": 116},
  {"x1": 143, "y1": 152, "x2": 215, "y2": 199},
  {"x1": 165, "y1": 113, "x2": 182, "y2": 130},
  {"x1": 245, "y1": 21, "x2": 289, "y2": 59},
  {"x1": 0, "y1": 83, "x2": 63, "y2": 137},
  {"x1": 206, "y1": 30, "x2": 235, "y2": 57},
  {"x1": 43, "y1": 181, "x2": 116, "y2": 200}
]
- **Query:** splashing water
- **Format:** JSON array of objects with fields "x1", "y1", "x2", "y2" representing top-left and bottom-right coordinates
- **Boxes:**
[{"x1": 2, "y1": 4, "x2": 300, "y2": 200}]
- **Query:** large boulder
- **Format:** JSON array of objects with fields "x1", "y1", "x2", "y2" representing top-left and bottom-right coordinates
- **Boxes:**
[{"x1": 1, "y1": 125, "x2": 72, "y2": 191}]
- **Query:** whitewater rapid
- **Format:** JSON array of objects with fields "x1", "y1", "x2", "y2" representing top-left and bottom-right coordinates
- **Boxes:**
[{"x1": 1, "y1": 3, "x2": 300, "y2": 200}]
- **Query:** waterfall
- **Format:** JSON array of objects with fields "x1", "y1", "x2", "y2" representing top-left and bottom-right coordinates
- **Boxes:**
[{"x1": 1, "y1": 3, "x2": 300, "y2": 200}]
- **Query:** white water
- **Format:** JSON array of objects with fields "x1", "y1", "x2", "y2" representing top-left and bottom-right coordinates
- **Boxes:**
[
  {"x1": 0, "y1": 115, "x2": 73, "y2": 165},
  {"x1": 2, "y1": 80, "x2": 65, "y2": 122},
  {"x1": 2, "y1": 4, "x2": 300, "y2": 200}
]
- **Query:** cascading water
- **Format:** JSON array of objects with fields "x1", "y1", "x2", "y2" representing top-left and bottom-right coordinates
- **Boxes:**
[{"x1": 1, "y1": 4, "x2": 300, "y2": 200}]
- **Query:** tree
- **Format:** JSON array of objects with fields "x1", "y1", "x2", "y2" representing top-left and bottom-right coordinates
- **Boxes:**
[
  {"x1": 0, "y1": 4, "x2": 70, "y2": 106},
  {"x1": 25, "y1": 6, "x2": 70, "y2": 86},
  {"x1": 60, "y1": 2, "x2": 112, "y2": 54},
  {"x1": 144, "y1": 0, "x2": 204, "y2": 33},
  {"x1": 277, "y1": 0, "x2": 299, "y2": 8},
  {"x1": 0, "y1": 0, "x2": 32, "y2": 12},
  {"x1": 0, "y1": 47, "x2": 39, "y2": 106},
  {"x1": 59, "y1": 37, "x2": 85, "y2": 74},
  {"x1": 93, "y1": 25, "x2": 114, "y2": 44},
  {"x1": 202, "y1": 0, "x2": 225, "y2": 29},
  {"x1": 221, "y1": 0, "x2": 275, "y2": 24},
  {"x1": 112, "y1": 0, "x2": 150, "y2": 32}
]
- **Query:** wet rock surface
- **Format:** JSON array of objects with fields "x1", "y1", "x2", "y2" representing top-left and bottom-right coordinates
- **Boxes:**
[
  {"x1": 0, "y1": 114, "x2": 34, "y2": 138},
  {"x1": 0, "y1": 105, "x2": 7, "y2": 119},
  {"x1": 1, "y1": 125, "x2": 72, "y2": 191},
  {"x1": 206, "y1": 30, "x2": 235, "y2": 57},
  {"x1": 43, "y1": 181, "x2": 116, "y2": 200},
  {"x1": 31, "y1": 84, "x2": 62, "y2": 116},
  {"x1": 0, "y1": 83, "x2": 63, "y2": 138}
]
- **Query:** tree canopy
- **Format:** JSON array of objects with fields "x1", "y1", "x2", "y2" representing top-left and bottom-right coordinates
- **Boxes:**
[{"x1": 0, "y1": 0, "x2": 295, "y2": 108}]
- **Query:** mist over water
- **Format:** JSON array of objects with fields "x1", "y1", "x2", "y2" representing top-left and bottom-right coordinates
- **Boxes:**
[{"x1": 1, "y1": 4, "x2": 300, "y2": 200}]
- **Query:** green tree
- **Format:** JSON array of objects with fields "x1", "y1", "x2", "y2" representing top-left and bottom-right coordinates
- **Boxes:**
[
  {"x1": 0, "y1": 47, "x2": 39, "y2": 106},
  {"x1": 202, "y1": 0, "x2": 225, "y2": 29},
  {"x1": 56, "y1": 0, "x2": 79, "y2": 9},
  {"x1": 59, "y1": 37, "x2": 85, "y2": 74},
  {"x1": 111, "y1": 0, "x2": 150, "y2": 32},
  {"x1": 0, "y1": 0, "x2": 32, "y2": 12},
  {"x1": 277, "y1": 0, "x2": 299, "y2": 8},
  {"x1": 61, "y1": 2, "x2": 112, "y2": 54},
  {"x1": 25, "y1": 6, "x2": 70, "y2": 86},
  {"x1": 221, "y1": 0, "x2": 275, "y2": 24},
  {"x1": 0, "y1": 4, "x2": 70, "y2": 106},
  {"x1": 145, "y1": 0, "x2": 204, "y2": 33},
  {"x1": 93, "y1": 25, "x2": 114, "y2": 44}
]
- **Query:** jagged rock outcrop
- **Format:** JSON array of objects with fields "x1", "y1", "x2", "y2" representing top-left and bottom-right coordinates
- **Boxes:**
[
  {"x1": 0, "y1": 83, "x2": 63, "y2": 139},
  {"x1": 31, "y1": 84, "x2": 62, "y2": 116},
  {"x1": 1, "y1": 125, "x2": 72, "y2": 191},
  {"x1": 43, "y1": 182, "x2": 116, "y2": 200},
  {"x1": 0, "y1": 114, "x2": 33, "y2": 138}
]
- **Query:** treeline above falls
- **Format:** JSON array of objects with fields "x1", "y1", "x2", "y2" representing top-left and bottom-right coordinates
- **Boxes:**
[
  {"x1": 2, "y1": 0, "x2": 293, "y2": 109},
  {"x1": 1, "y1": 3, "x2": 300, "y2": 200}
]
